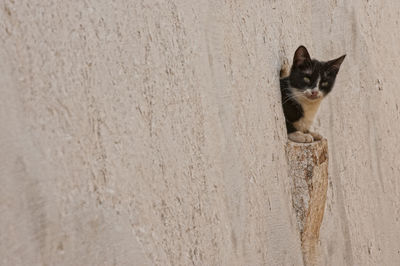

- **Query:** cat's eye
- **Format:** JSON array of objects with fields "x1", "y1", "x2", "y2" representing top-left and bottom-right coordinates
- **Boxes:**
[
  {"x1": 321, "y1": 82, "x2": 328, "y2": 87},
  {"x1": 303, "y1": 77, "x2": 310, "y2": 83}
]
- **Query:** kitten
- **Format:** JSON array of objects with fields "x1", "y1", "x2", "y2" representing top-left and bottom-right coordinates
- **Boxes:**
[{"x1": 280, "y1": 46, "x2": 345, "y2": 143}]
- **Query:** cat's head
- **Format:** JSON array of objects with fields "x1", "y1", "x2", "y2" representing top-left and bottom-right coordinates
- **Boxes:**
[{"x1": 289, "y1": 45, "x2": 345, "y2": 101}]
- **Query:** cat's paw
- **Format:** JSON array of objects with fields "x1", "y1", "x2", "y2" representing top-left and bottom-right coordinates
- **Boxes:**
[
  {"x1": 309, "y1": 131, "x2": 323, "y2": 141},
  {"x1": 280, "y1": 57, "x2": 290, "y2": 78},
  {"x1": 288, "y1": 131, "x2": 314, "y2": 143}
]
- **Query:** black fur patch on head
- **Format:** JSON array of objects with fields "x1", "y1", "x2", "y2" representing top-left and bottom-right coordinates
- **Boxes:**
[{"x1": 289, "y1": 46, "x2": 345, "y2": 96}]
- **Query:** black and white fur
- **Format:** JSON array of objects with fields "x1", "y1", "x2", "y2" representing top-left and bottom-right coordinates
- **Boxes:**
[{"x1": 280, "y1": 46, "x2": 345, "y2": 143}]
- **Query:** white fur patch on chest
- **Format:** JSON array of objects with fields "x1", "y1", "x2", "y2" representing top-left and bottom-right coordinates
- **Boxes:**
[{"x1": 292, "y1": 94, "x2": 322, "y2": 132}]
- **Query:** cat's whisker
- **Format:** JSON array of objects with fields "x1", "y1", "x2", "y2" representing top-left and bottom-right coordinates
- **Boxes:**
[
  {"x1": 282, "y1": 90, "x2": 304, "y2": 105},
  {"x1": 282, "y1": 90, "x2": 300, "y2": 101}
]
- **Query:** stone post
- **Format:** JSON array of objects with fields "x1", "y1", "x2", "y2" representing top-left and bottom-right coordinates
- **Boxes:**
[{"x1": 286, "y1": 139, "x2": 329, "y2": 266}]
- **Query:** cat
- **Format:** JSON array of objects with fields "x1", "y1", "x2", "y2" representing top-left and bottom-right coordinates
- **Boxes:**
[{"x1": 280, "y1": 45, "x2": 345, "y2": 143}]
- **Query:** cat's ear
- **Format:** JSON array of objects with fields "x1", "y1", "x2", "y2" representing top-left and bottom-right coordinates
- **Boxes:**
[
  {"x1": 327, "y1": 55, "x2": 346, "y2": 71},
  {"x1": 293, "y1": 45, "x2": 311, "y2": 67}
]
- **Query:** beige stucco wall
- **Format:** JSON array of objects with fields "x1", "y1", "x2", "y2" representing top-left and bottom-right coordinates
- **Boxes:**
[{"x1": 1, "y1": 1, "x2": 400, "y2": 265}]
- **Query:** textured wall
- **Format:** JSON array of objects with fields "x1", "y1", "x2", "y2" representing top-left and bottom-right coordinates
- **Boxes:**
[{"x1": 1, "y1": 1, "x2": 400, "y2": 265}]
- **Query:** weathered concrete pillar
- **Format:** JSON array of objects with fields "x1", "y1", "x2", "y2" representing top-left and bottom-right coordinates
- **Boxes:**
[{"x1": 286, "y1": 139, "x2": 329, "y2": 266}]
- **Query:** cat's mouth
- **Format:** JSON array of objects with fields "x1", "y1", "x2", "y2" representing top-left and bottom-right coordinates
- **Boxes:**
[
  {"x1": 306, "y1": 94, "x2": 321, "y2": 100},
  {"x1": 304, "y1": 91, "x2": 322, "y2": 100}
]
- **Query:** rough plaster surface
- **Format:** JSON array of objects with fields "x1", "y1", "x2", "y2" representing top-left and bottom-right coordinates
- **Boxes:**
[{"x1": 1, "y1": 1, "x2": 400, "y2": 265}]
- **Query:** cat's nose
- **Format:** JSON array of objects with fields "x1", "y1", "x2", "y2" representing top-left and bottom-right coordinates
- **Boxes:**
[{"x1": 311, "y1": 91, "x2": 318, "y2": 96}]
